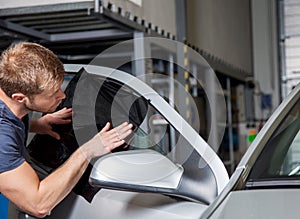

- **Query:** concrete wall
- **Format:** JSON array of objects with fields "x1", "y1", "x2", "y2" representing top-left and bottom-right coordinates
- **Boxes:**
[{"x1": 186, "y1": 0, "x2": 253, "y2": 75}]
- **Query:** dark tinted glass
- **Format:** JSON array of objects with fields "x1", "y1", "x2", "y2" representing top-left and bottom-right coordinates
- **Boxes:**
[{"x1": 248, "y1": 99, "x2": 300, "y2": 182}]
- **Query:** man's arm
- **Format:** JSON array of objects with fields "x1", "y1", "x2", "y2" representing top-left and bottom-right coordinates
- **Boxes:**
[
  {"x1": 0, "y1": 149, "x2": 88, "y2": 218},
  {"x1": 0, "y1": 122, "x2": 132, "y2": 218}
]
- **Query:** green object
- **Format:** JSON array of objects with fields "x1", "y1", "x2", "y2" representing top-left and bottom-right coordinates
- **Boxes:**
[
  {"x1": 248, "y1": 134, "x2": 256, "y2": 142},
  {"x1": 248, "y1": 129, "x2": 257, "y2": 143}
]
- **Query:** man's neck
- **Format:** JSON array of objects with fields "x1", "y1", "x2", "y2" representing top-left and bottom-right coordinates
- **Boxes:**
[{"x1": 0, "y1": 88, "x2": 30, "y2": 119}]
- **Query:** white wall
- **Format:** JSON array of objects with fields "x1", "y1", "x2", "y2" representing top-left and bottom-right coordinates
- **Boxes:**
[
  {"x1": 251, "y1": 0, "x2": 280, "y2": 115},
  {"x1": 186, "y1": 0, "x2": 280, "y2": 115},
  {"x1": 186, "y1": 0, "x2": 253, "y2": 74}
]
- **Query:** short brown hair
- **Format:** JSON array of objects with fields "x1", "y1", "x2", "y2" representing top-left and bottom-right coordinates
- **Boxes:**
[{"x1": 0, "y1": 42, "x2": 64, "y2": 98}]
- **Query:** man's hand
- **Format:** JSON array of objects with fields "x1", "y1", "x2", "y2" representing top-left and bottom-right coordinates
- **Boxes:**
[
  {"x1": 81, "y1": 122, "x2": 133, "y2": 160},
  {"x1": 30, "y1": 107, "x2": 73, "y2": 140}
]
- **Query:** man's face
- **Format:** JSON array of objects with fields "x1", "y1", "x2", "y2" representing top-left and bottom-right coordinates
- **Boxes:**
[{"x1": 25, "y1": 84, "x2": 66, "y2": 113}]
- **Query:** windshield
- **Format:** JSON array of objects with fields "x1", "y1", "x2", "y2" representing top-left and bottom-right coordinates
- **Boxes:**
[{"x1": 246, "y1": 99, "x2": 300, "y2": 187}]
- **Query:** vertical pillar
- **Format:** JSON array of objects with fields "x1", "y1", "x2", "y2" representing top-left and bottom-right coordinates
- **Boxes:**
[
  {"x1": 205, "y1": 68, "x2": 218, "y2": 151},
  {"x1": 278, "y1": 0, "x2": 286, "y2": 98},
  {"x1": 169, "y1": 54, "x2": 176, "y2": 153},
  {"x1": 133, "y1": 31, "x2": 146, "y2": 78},
  {"x1": 226, "y1": 77, "x2": 235, "y2": 173}
]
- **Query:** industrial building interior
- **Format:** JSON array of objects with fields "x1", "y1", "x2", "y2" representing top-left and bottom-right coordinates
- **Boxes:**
[{"x1": 0, "y1": 0, "x2": 299, "y2": 217}]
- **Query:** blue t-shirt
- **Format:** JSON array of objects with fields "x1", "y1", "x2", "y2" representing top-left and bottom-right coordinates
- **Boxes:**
[{"x1": 0, "y1": 100, "x2": 28, "y2": 173}]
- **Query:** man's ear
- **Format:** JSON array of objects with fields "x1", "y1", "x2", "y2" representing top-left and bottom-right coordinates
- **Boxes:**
[{"x1": 11, "y1": 92, "x2": 27, "y2": 103}]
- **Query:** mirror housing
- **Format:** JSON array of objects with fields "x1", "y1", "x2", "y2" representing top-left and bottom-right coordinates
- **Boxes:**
[{"x1": 89, "y1": 149, "x2": 183, "y2": 192}]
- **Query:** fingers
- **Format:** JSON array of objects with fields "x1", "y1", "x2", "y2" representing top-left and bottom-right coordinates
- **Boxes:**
[
  {"x1": 110, "y1": 139, "x2": 126, "y2": 149},
  {"x1": 52, "y1": 107, "x2": 72, "y2": 118},
  {"x1": 115, "y1": 127, "x2": 133, "y2": 141},
  {"x1": 48, "y1": 130, "x2": 60, "y2": 140},
  {"x1": 54, "y1": 107, "x2": 72, "y2": 115},
  {"x1": 112, "y1": 122, "x2": 133, "y2": 139},
  {"x1": 81, "y1": 122, "x2": 133, "y2": 159},
  {"x1": 100, "y1": 122, "x2": 111, "y2": 134},
  {"x1": 112, "y1": 123, "x2": 133, "y2": 150},
  {"x1": 46, "y1": 107, "x2": 72, "y2": 125},
  {"x1": 100, "y1": 122, "x2": 133, "y2": 150},
  {"x1": 100, "y1": 122, "x2": 132, "y2": 137},
  {"x1": 53, "y1": 119, "x2": 72, "y2": 125}
]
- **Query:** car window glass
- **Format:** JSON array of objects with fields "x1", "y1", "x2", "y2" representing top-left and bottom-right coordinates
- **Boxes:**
[
  {"x1": 280, "y1": 129, "x2": 300, "y2": 176},
  {"x1": 247, "y1": 99, "x2": 300, "y2": 181}
]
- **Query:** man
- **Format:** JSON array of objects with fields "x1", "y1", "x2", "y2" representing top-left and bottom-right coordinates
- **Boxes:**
[{"x1": 0, "y1": 42, "x2": 133, "y2": 218}]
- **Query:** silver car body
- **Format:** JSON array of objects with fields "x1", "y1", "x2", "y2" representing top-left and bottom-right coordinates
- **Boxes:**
[
  {"x1": 9, "y1": 65, "x2": 229, "y2": 219},
  {"x1": 10, "y1": 64, "x2": 300, "y2": 219},
  {"x1": 202, "y1": 82, "x2": 300, "y2": 218}
]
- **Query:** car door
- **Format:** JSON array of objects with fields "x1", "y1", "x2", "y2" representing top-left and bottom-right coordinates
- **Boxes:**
[
  {"x1": 201, "y1": 83, "x2": 300, "y2": 219},
  {"x1": 9, "y1": 65, "x2": 229, "y2": 219}
]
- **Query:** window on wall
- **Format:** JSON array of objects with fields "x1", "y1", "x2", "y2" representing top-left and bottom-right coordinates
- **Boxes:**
[{"x1": 279, "y1": 0, "x2": 300, "y2": 96}]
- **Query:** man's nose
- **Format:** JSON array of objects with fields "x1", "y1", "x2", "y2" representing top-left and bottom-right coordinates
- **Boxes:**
[{"x1": 59, "y1": 89, "x2": 66, "y2": 99}]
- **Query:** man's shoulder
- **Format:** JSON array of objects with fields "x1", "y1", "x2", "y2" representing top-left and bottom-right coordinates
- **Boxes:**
[
  {"x1": 0, "y1": 100, "x2": 11, "y2": 120},
  {"x1": 0, "y1": 100, "x2": 6, "y2": 118},
  {"x1": 0, "y1": 100, "x2": 22, "y2": 129},
  {"x1": 0, "y1": 102, "x2": 25, "y2": 172}
]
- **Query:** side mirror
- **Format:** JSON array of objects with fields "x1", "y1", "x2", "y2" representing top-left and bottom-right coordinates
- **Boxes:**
[
  {"x1": 89, "y1": 149, "x2": 183, "y2": 191},
  {"x1": 90, "y1": 149, "x2": 220, "y2": 204}
]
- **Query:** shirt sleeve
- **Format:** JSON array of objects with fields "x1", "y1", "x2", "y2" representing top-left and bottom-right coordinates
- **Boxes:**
[{"x1": 0, "y1": 120, "x2": 25, "y2": 173}]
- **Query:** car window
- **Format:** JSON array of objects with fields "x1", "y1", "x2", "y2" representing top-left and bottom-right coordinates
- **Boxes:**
[
  {"x1": 27, "y1": 70, "x2": 211, "y2": 200},
  {"x1": 282, "y1": 130, "x2": 300, "y2": 176},
  {"x1": 128, "y1": 104, "x2": 174, "y2": 155},
  {"x1": 247, "y1": 99, "x2": 300, "y2": 185},
  {"x1": 127, "y1": 102, "x2": 199, "y2": 166}
]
